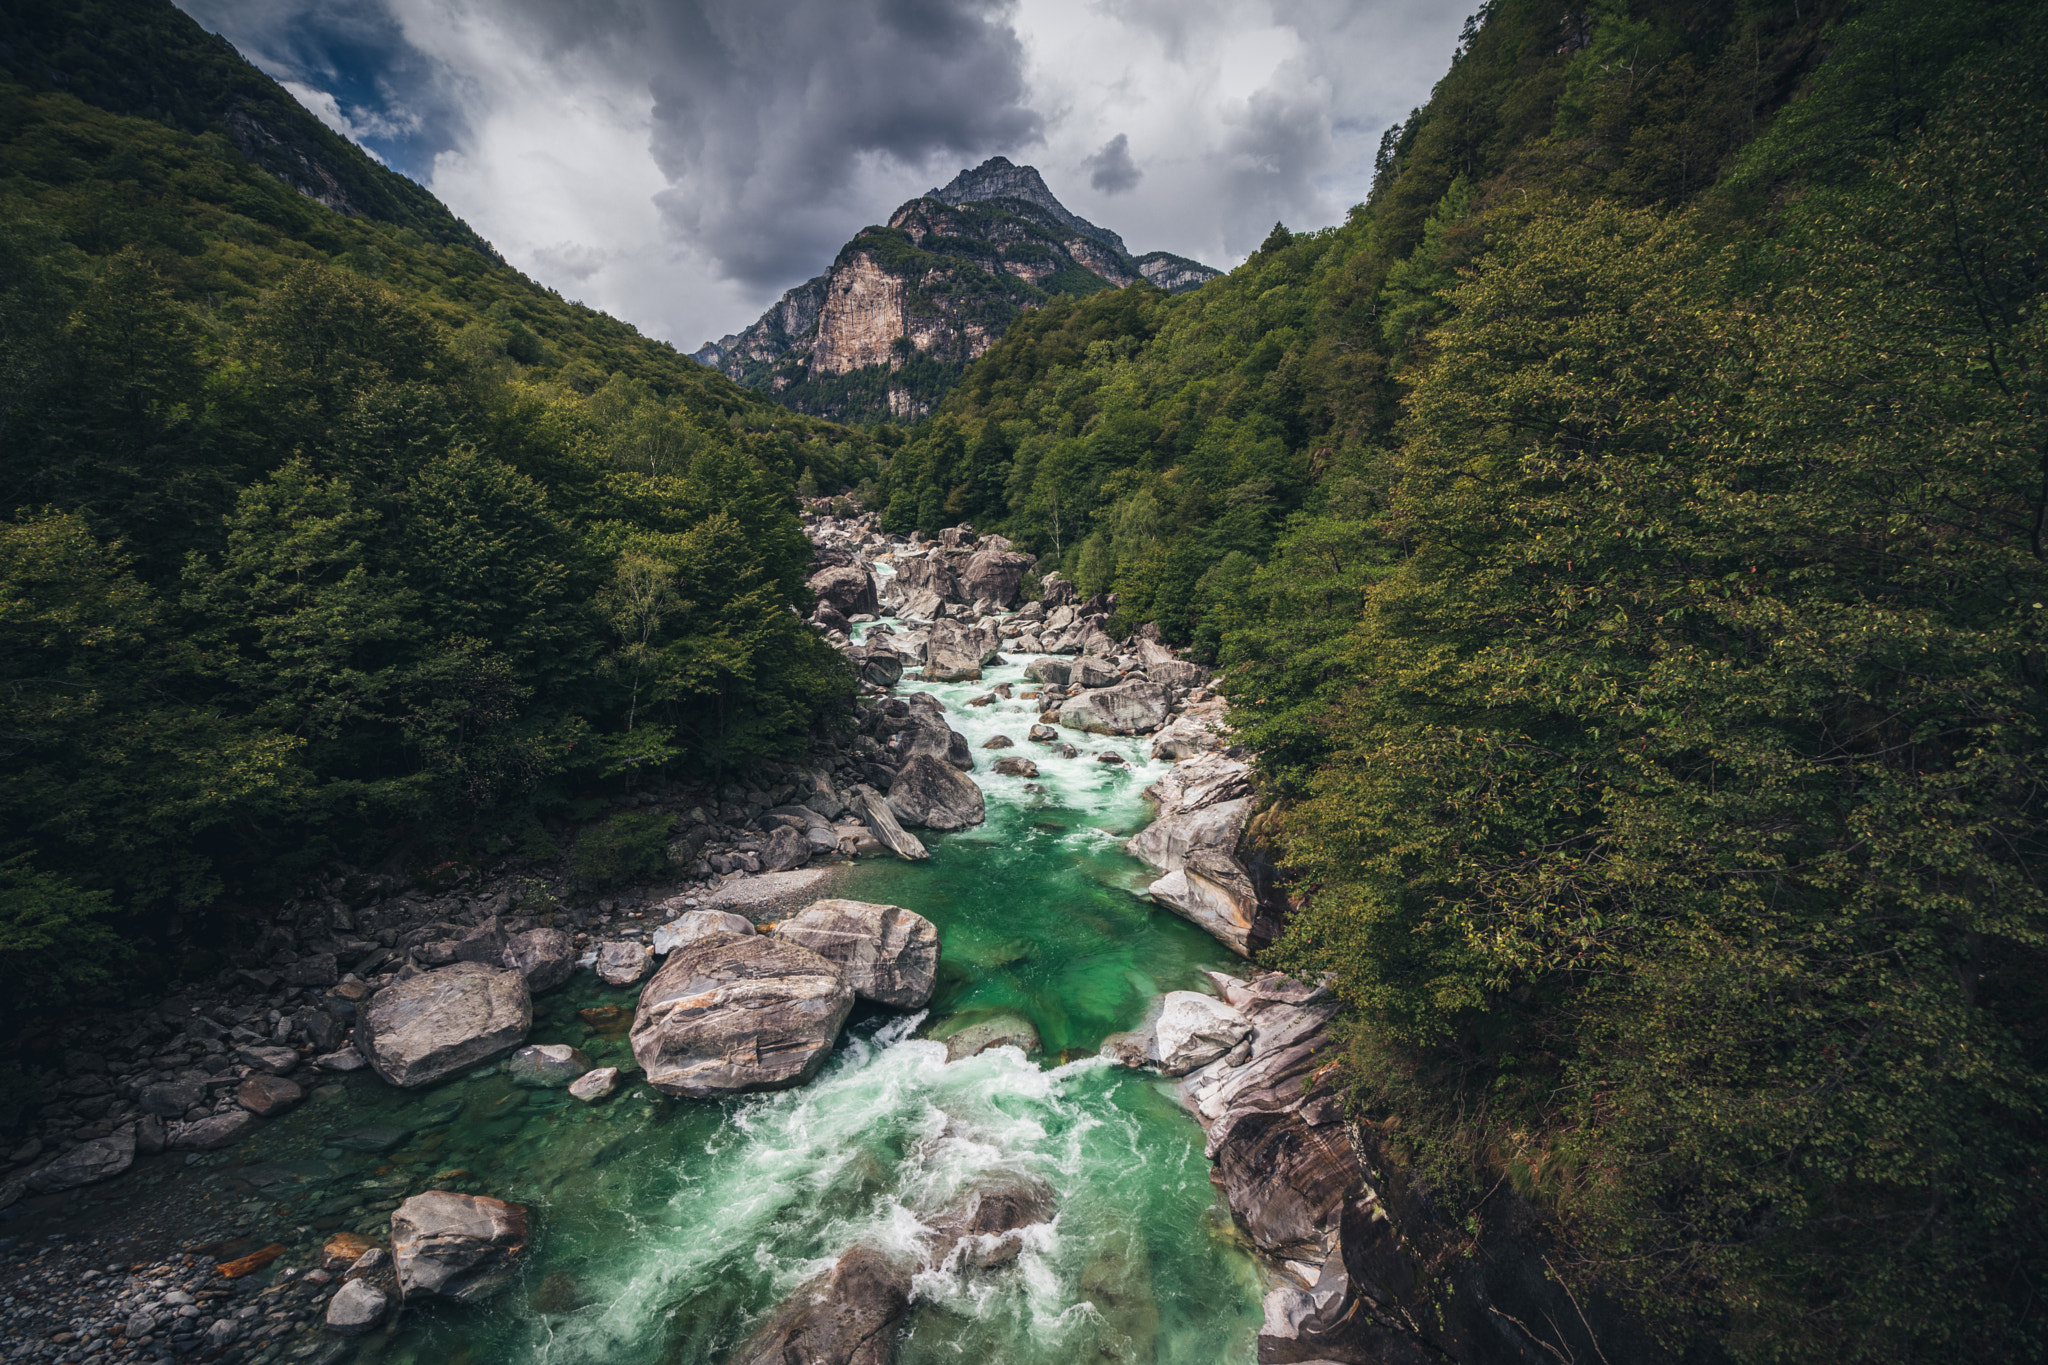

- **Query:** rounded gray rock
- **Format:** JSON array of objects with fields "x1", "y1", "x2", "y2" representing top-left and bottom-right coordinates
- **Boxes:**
[
  {"x1": 631, "y1": 933, "x2": 854, "y2": 1098},
  {"x1": 508, "y1": 1043, "x2": 591, "y2": 1088},
  {"x1": 391, "y1": 1191, "x2": 530, "y2": 1302},
  {"x1": 357, "y1": 962, "x2": 532, "y2": 1089},
  {"x1": 326, "y1": 1279, "x2": 388, "y2": 1335},
  {"x1": 773, "y1": 899, "x2": 939, "y2": 1010},
  {"x1": 503, "y1": 927, "x2": 576, "y2": 993}
]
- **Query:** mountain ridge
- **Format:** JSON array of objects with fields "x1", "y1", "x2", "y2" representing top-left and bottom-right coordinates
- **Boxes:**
[{"x1": 692, "y1": 157, "x2": 1220, "y2": 422}]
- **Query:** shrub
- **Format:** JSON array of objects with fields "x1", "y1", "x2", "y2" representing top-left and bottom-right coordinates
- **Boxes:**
[{"x1": 571, "y1": 811, "x2": 673, "y2": 890}]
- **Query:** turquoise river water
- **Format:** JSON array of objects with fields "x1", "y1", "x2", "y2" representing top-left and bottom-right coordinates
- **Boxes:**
[{"x1": 130, "y1": 653, "x2": 1267, "y2": 1363}]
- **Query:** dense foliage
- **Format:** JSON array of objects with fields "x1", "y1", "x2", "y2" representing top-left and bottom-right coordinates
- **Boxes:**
[
  {"x1": 0, "y1": 28, "x2": 875, "y2": 1020},
  {"x1": 870, "y1": 0, "x2": 2048, "y2": 1357}
]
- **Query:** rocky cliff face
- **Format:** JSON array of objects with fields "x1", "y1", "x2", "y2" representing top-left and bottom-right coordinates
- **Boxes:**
[{"x1": 695, "y1": 157, "x2": 1220, "y2": 423}]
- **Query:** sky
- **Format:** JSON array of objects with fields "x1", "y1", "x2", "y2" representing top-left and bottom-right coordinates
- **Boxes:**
[{"x1": 175, "y1": 0, "x2": 1471, "y2": 352}]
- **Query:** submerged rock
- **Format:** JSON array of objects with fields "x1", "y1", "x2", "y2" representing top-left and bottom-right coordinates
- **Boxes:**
[
  {"x1": 886, "y1": 753, "x2": 986, "y2": 831},
  {"x1": 390, "y1": 1191, "x2": 531, "y2": 1303},
  {"x1": 508, "y1": 1044, "x2": 591, "y2": 1089},
  {"x1": 938, "y1": 1014, "x2": 1040, "y2": 1061},
  {"x1": 773, "y1": 899, "x2": 940, "y2": 1009},
  {"x1": 357, "y1": 962, "x2": 533, "y2": 1089},
  {"x1": 923, "y1": 1175, "x2": 1055, "y2": 1270},
  {"x1": 631, "y1": 933, "x2": 854, "y2": 1098},
  {"x1": 725, "y1": 1245, "x2": 909, "y2": 1365}
]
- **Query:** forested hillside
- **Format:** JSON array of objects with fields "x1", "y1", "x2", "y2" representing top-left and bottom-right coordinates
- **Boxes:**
[
  {"x1": 870, "y1": 0, "x2": 2048, "y2": 1358},
  {"x1": 0, "y1": 4, "x2": 876, "y2": 1026}
]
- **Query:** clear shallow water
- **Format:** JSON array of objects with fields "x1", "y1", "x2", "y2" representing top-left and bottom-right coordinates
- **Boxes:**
[{"x1": 185, "y1": 647, "x2": 1264, "y2": 1363}]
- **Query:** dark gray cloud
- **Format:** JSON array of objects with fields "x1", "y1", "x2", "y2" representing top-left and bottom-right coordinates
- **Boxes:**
[
  {"x1": 1085, "y1": 133, "x2": 1142, "y2": 194},
  {"x1": 637, "y1": 0, "x2": 1042, "y2": 287}
]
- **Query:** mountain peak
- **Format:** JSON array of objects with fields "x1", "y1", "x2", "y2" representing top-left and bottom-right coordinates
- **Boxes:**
[{"x1": 929, "y1": 157, "x2": 1127, "y2": 256}]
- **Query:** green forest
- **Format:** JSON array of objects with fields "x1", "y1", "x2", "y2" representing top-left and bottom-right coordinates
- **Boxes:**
[
  {"x1": 0, "y1": 9, "x2": 883, "y2": 1026},
  {"x1": 4, "y1": 0, "x2": 2046, "y2": 1357},
  {"x1": 868, "y1": 0, "x2": 2048, "y2": 1359}
]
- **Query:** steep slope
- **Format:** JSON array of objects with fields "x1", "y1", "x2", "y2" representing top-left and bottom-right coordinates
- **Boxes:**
[
  {"x1": 693, "y1": 157, "x2": 1220, "y2": 423},
  {"x1": 0, "y1": 0, "x2": 495, "y2": 258}
]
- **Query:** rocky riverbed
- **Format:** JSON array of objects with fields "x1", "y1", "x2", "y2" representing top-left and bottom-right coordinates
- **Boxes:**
[{"x1": 0, "y1": 511, "x2": 1403, "y2": 1365}]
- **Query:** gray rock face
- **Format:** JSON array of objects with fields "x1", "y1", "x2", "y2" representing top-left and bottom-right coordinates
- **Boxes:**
[
  {"x1": 595, "y1": 940, "x2": 653, "y2": 987},
  {"x1": 1055, "y1": 680, "x2": 1172, "y2": 735},
  {"x1": 887, "y1": 753, "x2": 986, "y2": 831},
  {"x1": 631, "y1": 933, "x2": 854, "y2": 1098},
  {"x1": 1150, "y1": 700, "x2": 1229, "y2": 759},
  {"x1": 325, "y1": 1279, "x2": 389, "y2": 1335},
  {"x1": 25, "y1": 1130, "x2": 133, "y2": 1192},
  {"x1": 357, "y1": 962, "x2": 533, "y2": 1089},
  {"x1": 774, "y1": 899, "x2": 940, "y2": 1009},
  {"x1": 1073, "y1": 655, "x2": 1121, "y2": 688},
  {"x1": 503, "y1": 928, "x2": 576, "y2": 993},
  {"x1": 809, "y1": 564, "x2": 879, "y2": 617},
  {"x1": 858, "y1": 785, "x2": 929, "y2": 861},
  {"x1": 391, "y1": 1191, "x2": 531, "y2": 1303},
  {"x1": 1023, "y1": 658, "x2": 1070, "y2": 686},
  {"x1": 725, "y1": 1245, "x2": 909, "y2": 1365},
  {"x1": 508, "y1": 1044, "x2": 591, "y2": 1088},
  {"x1": 887, "y1": 693, "x2": 974, "y2": 771},
  {"x1": 959, "y1": 540, "x2": 1035, "y2": 607},
  {"x1": 167, "y1": 1109, "x2": 259, "y2": 1151}
]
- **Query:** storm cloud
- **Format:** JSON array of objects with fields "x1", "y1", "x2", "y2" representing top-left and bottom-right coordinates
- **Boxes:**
[{"x1": 173, "y1": 0, "x2": 1468, "y2": 348}]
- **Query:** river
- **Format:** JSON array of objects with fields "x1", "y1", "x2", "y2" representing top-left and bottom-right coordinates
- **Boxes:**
[{"x1": 111, "y1": 650, "x2": 1267, "y2": 1363}]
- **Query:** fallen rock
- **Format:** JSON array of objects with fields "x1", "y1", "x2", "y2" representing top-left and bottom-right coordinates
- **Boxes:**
[
  {"x1": 235, "y1": 1045, "x2": 299, "y2": 1076},
  {"x1": 503, "y1": 928, "x2": 576, "y2": 993},
  {"x1": 391, "y1": 1191, "x2": 531, "y2": 1303},
  {"x1": 652, "y1": 910, "x2": 755, "y2": 953},
  {"x1": 773, "y1": 900, "x2": 940, "y2": 1009},
  {"x1": 25, "y1": 1130, "x2": 133, "y2": 1192},
  {"x1": 1055, "y1": 680, "x2": 1173, "y2": 735},
  {"x1": 567, "y1": 1067, "x2": 618, "y2": 1103},
  {"x1": 631, "y1": 933, "x2": 854, "y2": 1098},
  {"x1": 887, "y1": 753, "x2": 986, "y2": 831},
  {"x1": 357, "y1": 962, "x2": 533, "y2": 1089},
  {"x1": 1151, "y1": 992, "x2": 1252, "y2": 1075},
  {"x1": 508, "y1": 1044, "x2": 591, "y2": 1089},
  {"x1": 236, "y1": 1074, "x2": 305, "y2": 1117},
  {"x1": 857, "y1": 785, "x2": 928, "y2": 861},
  {"x1": 982, "y1": 733, "x2": 1014, "y2": 748},
  {"x1": 699, "y1": 867, "x2": 839, "y2": 916},
  {"x1": 325, "y1": 1279, "x2": 388, "y2": 1336},
  {"x1": 595, "y1": 940, "x2": 653, "y2": 987},
  {"x1": 725, "y1": 1245, "x2": 909, "y2": 1365},
  {"x1": 992, "y1": 756, "x2": 1039, "y2": 777},
  {"x1": 167, "y1": 1109, "x2": 260, "y2": 1151},
  {"x1": 139, "y1": 1077, "x2": 206, "y2": 1118}
]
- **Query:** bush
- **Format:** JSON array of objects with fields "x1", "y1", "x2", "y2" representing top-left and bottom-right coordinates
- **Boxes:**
[{"x1": 571, "y1": 811, "x2": 673, "y2": 890}]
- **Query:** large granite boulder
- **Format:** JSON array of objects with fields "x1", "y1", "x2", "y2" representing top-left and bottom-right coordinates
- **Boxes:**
[
  {"x1": 630, "y1": 933, "x2": 854, "y2": 1098},
  {"x1": 357, "y1": 962, "x2": 532, "y2": 1089},
  {"x1": 595, "y1": 940, "x2": 653, "y2": 987},
  {"x1": 1023, "y1": 657, "x2": 1071, "y2": 686},
  {"x1": 959, "y1": 537, "x2": 1034, "y2": 607},
  {"x1": 503, "y1": 929, "x2": 577, "y2": 994},
  {"x1": 725, "y1": 1245, "x2": 909, "y2": 1365},
  {"x1": 1150, "y1": 700, "x2": 1229, "y2": 760},
  {"x1": 886, "y1": 753, "x2": 986, "y2": 831},
  {"x1": 1151, "y1": 991, "x2": 1252, "y2": 1074},
  {"x1": 886, "y1": 693, "x2": 973, "y2": 771},
  {"x1": 809, "y1": 564, "x2": 879, "y2": 617},
  {"x1": 774, "y1": 900, "x2": 939, "y2": 1009},
  {"x1": 760, "y1": 824, "x2": 812, "y2": 872},
  {"x1": 845, "y1": 645, "x2": 904, "y2": 687},
  {"x1": 390, "y1": 1191, "x2": 530, "y2": 1303},
  {"x1": 1072, "y1": 655, "x2": 1121, "y2": 689},
  {"x1": 1055, "y1": 680, "x2": 1172, "y2": 735},
  {"x1": 1127, "y1": 797, "x2": 1253, "y2": 875},
  {"x1": 651, "y1": 910, "x2": 755, "y2": 953},
  {"x1": 325, "y1": 1279, "x2": 389, "y2": 1335},
  {"x1": 923, "y1": 1175, "x2": 1054, "y2": 1270},
  {"x1": 1146, "y1": 850, "x2": 1260, "y2": 956},
  {"x1": 503, "y1": 928, "x2": 576, "y2": 993}
]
